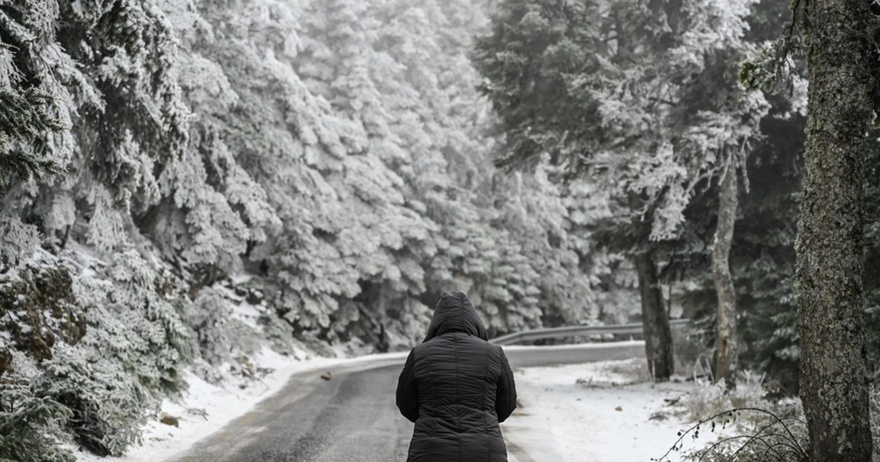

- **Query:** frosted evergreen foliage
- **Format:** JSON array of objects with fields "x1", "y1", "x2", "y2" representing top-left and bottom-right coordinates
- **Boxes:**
[
  {"x1": 1, "y1": 0, "x2": 640, "y2": 457},
  {"x1": 475, "y1": 0, "x2": 769, "y2": 241},
  {"x1": 513, "y1": 165, "x2": 609, "y2": 325},
  {"x1": 3, "y1": 0, "x2": 628, "y2": 346},
  {"x1": 84, "y1": 186, "x2": 128, "y2": 253},
  {"x1": 36, "y1": 346, "x2": 145, "y2": 457},
  {"x1": 185, "y1": 288, "x2": 260, "y2": 368},
  {"x1": 75, "y1": 250, "x2": 191, "y2": 394},
  {"x1": 0, "y1": 217, "x2": 40, "y2": 266},
  {"x1": 0, "y1": 250, "x2": 190, "y2": 457},
  {"x1": 0, "y1": 354, "x2": 75, "y2": 462},
  {"x1": 598, "y1": 0, "x2": 768, "y2": 241}
]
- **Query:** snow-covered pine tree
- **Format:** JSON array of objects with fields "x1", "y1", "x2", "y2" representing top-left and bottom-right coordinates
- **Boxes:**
[
  {"x1": 508, "y1": 163, "x2": 611, "y2": 327},
  {"x1": 1, "y1": 0, "x2": 197, "y2": 456},
  {"x1": 170, "y1": 0, "x2": 438, "y2": 349},
  {"x1": 473, "y1": 0, "x2": 767, "y2": 380}
]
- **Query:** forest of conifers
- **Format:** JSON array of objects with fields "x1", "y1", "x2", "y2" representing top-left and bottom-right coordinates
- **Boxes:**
[{"x1": 1, "y1": 0, "x2": 880, "y2": 459}]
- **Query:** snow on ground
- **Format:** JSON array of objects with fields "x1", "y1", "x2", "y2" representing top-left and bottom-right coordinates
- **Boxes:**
[
  {"x1": 503, "y1": 358, "x2": 719, "y2": 462},
  {"x1": 73, "y1": 347, "x2": 712, "y2": 462},
  {"x1": 73, "y1": 347, "x2": 406, "y2": 462}
]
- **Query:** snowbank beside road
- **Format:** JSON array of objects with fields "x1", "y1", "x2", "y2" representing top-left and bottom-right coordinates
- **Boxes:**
[{"x1": 503, "y1": 358, "x2": 719, "y2": 462}]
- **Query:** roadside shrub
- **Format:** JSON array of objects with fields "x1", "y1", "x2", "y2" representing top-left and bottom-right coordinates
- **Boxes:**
[
  {"x1": 0, "y1": 217, "x2": 40, "y2": 267},
  {"x1": 185, "y1": 288, "x2": 258, "y2": 368},
  {"x1": 0, "y1": 355, "x2": 74, "y2": 462},
  {"x1": 0, "y1": 260, "x2": 87, "y2": 365},
  {"x1": 679, "y1": 370, "x2": 773, "y2": 422},
  {"x1": 662, "y1": 407, "x2": 808, "y2": 462},
  {"x1": 34, "y1": 250, "x2": 194, "y2": 455},
  {"x1": 35, "y1": 346, "x2": 145, "y2": 456},
  {"x1": 660, "y1": 381, "x2": 880, "y2": 462},
  {"x1": 1, "y1": 250, "x2": 193, "y2": 457},
  {"x1": 257, "y1": 308, "x2": 300, "y2": 355},
  {"x1": 655, "y1": 371, "x2": 808, "y2": 462},
  {"x1": 79, "y1": 250, "x2": 191, "y2": 394}
]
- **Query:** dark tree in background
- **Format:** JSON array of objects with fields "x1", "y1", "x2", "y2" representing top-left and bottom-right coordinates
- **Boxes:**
[
  {"x1": 472, "y1": 0, "x2": 766, "y2": 382},
  {"x1": 471, "y1": 0, "x2": 675, "y2": 380},
  {"x1": 796, "y1": 0, "x2": 873, "y2": 459}
]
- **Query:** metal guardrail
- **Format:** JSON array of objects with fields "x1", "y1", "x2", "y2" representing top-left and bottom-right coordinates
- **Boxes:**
[{"x1": 489, "y1": 318, "x2": 691, "y2": 346}]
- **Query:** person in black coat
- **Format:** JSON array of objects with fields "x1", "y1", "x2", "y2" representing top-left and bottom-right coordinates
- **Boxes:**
[{"x1": 396, "y1": 291, "x2": 517, "y2": 462}]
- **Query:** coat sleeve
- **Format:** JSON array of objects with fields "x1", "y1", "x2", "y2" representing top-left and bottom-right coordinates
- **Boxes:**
[
  {"x1": 495, "y1": 347, "x2": 517, "y2": 422},
  {"x1": 396, "y1": 349, "x2": 419, "y2": 422}
]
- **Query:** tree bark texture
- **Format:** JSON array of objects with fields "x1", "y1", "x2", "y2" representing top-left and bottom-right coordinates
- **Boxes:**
[
  {"x1": 712, "y1": 169, "x2": 738, "y2": 387},
  {"x1": 634, "y1": 252, "x2": 674, "y2": 381},
  {"x1": 798, "y1": 0, "x2": 874, "y2": 459}
]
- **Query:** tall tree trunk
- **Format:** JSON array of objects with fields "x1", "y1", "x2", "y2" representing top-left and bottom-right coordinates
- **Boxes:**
[
  {"x1": 713, "y1": 169, "x2": 738, "y2": 387},
  {"x1": 634, "y1": 251, "x2": 673, "y2": 381},
  {"x1": 797, "y1": 0, "x2": 874, "y2": 459}
]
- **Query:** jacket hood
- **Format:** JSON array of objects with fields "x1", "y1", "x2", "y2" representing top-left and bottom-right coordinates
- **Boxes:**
[{"x1": 423, "y1": 291, "x2": 488, "y2": 342}]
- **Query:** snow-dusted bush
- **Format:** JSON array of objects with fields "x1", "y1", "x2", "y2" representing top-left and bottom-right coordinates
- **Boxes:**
[
  {"x1": 0, "y1": 218, "x2": 40, "y2": 266},
  {"x1": 663, "y1": 379, "x2": 880, "y2": 462},
  {"x1": 36, "y1": 346, "x2": 145, "y2": 457},
  {"x1": 0, "y1": 249, "x2": 193, "y2": 457},
  {"x1": 76, "y1": 250, "x2": 191, "y2": 394},
  {"x1": 0, "y1": 258, "x2": 86, "y2": 364},
  {"x1": 256, "y1": 307, "x2": 301, "y2": 355},
  {"x1": 49, "y1": 250, "x2": 191, "y2": 456},
  {"x1": 674, "y1": 406, "x2": 808, "y2": 462},
  {"x1": 185, "y1": 288, "x2": 259, "y2": 369},
  {"x1": 649, "y1": 370, "x2": 806, "y2": 461},
  {"x1": 679, "y1": 371, "x2": 783, "y2": 422},
  {"x1": 0, "y1": 355, "x2": 74, "y2": 462},
  {"x1": 185, "y1": 289, "x2": 236, "y2": 366}
]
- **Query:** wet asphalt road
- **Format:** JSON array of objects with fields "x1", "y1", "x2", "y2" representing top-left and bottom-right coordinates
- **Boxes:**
[{"x1": 176, "y1": 342, "x2": 645, "y2": 462}]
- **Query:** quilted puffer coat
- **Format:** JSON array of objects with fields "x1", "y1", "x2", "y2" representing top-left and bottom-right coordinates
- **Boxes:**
[{"x1": 396, "y1": 291, "x2": 517, "y2": 462}]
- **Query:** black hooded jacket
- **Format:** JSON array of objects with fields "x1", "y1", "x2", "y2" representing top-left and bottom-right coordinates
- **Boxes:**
[{"x1": 396, "y1": 292, "x2": 517, "y2": 462}]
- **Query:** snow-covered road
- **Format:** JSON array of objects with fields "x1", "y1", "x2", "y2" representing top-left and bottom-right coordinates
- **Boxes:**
[{"x1": 75, "y1": 343, "x2": 710, "y2": 462}]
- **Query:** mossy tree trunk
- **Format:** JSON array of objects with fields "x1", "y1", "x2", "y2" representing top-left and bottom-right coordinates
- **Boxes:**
[
  {"x1": 713, "y1": 169, "x2": 738, "y2": 387},
  {"x1": 634, "y1": 251, "x2": 674, "y2": 381},
  {"x1": 797, "y1": 0, "x2": 874, "y2": 459}
]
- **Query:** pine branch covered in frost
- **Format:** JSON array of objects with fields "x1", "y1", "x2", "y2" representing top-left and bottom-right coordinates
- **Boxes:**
[
  {"x1": 0, "y1": 251, "x2": 191, "y2": 457},
  {"x1": 36, "y1": 346, "x2": 145, "y2": 457},
  {"x1": 184, "y1": 288, "x2": 260, "y2": 370},
  {"x1": 75, "y1": 250, "x2": 191, "y2": 393},
  {"x1": 0, "y1": 355, "x2": 75, "y2": 462},
  {"x1": 0, "y1": 217, "x2": 40, "y2": 266},
  {"x1": 0, "y1": 87, "x2": 65, "y2": 190}
]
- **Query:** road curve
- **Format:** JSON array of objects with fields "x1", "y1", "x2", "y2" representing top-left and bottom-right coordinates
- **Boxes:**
[{"x1": 175, "y1": 341, "x2": 646, "y2": 462}]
